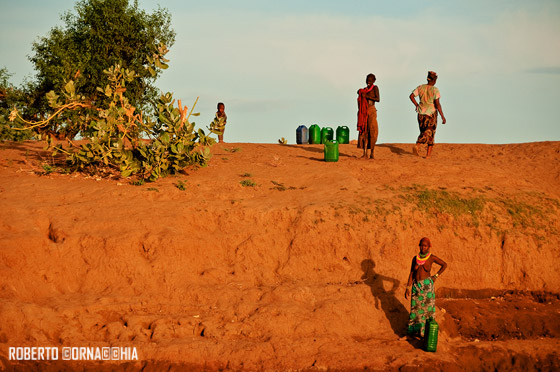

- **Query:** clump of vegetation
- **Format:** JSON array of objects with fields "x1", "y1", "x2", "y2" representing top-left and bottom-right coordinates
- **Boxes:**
[
  {"x1": 175, "y1": 180, "x2": 186, "y2": 191},
  {"x1": 240, "y1": 179, "x2": 256, "y2": 187},
  {"x1": 130, "y1": 179, "x2": 145, "y2": 186},
  {"x1": 224, "y1": 147, "x2": 241, "y2": 153},
  {"x1": 495, "y1": 196, "x2": 554, "y2": 229},
  {"x1": 270, "y1": 180, "x2": 295, "y2": 191},
  {"x1": 38, "y1": 162, "x2": 71, "y2": 175},
  {"x1": 11, "y1": 65, "x2": 213, "y2": 181},
  {"x1": 278, "y1": 137, "x2": 287, "y2": 145},
  {"x1": 42, "y1": 163, "x2": 54, "y2": 174},
  {"x1": 398, "y1": 185, "x2": 559, "y2": 235},
  {"x1": 240, "y1": 172, "x2": 252, "y2": 178},
  {"x1": 417, "y1": 188, "x2": 485, "y2": 217},
  {"x1": 401, "y1": 184, "x2": 485, "y2": 224}
]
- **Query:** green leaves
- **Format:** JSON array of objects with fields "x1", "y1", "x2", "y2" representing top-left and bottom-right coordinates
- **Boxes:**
[
  {"x1": 16, "y1": 26, "x2": 207, "y2": 182},
  {"x1": 159, "y1": 132, "x2": 170, "y2": 145},
  {"x1": 28, "y1": 0, "x2": 176, "y2": 125},
  {"x1": 64, "y1": 80, "x2": 76, "y2": 96},
  {"x1": 46, "y1": 91, "x2": 60, "y2": 108},
  {"x1": 97, "y1": 84, "x2": 113, "y2": 97},
  {"x1": 5, "y1": 0, "x2": 214, "y2": 177}
]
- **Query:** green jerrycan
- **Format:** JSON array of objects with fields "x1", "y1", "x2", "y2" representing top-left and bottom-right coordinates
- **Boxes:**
[
  {"x1": 324, "y1": 139, "x2": 339, "y2": 162},
  {"x1": 424, "y1": 318, "x2": 439, "y2": 352},
  {"x1": 309, "y1": 124, "x2": 321, "y2": 144}
]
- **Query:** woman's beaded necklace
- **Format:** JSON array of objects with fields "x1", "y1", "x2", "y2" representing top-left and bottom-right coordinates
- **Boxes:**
[{"x1": 416, "y1": 252, "x2": 431, "y2": 265}]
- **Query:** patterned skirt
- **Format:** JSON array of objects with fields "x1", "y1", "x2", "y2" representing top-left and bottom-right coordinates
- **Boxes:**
[
  {"x1": 407, "y1": 277, "x2": 436, "y2": 336},
  {"x1": 416, "y1": 113, "x2": 438, "y2": 146}
]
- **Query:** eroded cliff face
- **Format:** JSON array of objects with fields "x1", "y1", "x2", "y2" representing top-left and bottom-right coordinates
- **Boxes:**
[{"x1": 1, "y1": 141, "x2": 559, "y2": 371}]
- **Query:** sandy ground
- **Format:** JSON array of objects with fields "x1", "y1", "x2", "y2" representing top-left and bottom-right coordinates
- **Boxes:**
[{"x1": 0, "y1": 140, "x2": 559, "y2": 371}]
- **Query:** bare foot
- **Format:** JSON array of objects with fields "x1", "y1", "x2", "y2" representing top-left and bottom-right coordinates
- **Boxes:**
[{"x1": 426, "y1": 146, "x2": 433, "y2": 158}]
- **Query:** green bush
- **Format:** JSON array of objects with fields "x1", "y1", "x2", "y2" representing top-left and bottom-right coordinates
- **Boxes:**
[{"x1": 10, "y1": 58, "x2": 214, "y2": 181}]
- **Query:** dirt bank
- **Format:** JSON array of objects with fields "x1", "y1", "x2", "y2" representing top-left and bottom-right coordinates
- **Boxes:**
[{"x1": 0, "y1": 141, "x2": 559, "y2": 371}]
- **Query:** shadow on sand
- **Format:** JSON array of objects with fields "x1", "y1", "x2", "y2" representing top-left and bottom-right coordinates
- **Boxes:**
[
  {"x1": 377, "y1": 143, "x2": 413, "y2": 156},
  {"x1": 286, "y1": 144, "x2": 356, "y2": 162},
  {"x1": 360, "y1": 259, "x2": 423, "y2": 348},
  {"x1": 1, "y1": 141, "x2": 45, "y2": 158},
  {"x1": 290, "y1": 143, "x2": 416, "y2": 160}
]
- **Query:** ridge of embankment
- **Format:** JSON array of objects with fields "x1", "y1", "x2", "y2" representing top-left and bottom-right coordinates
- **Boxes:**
[{"x1": 1, "y1": 141, "x2": 559, "y2": 371}]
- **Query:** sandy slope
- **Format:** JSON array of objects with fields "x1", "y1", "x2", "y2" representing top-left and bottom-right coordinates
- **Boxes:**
[{"x1": 0, "y1": 140, "x2": 559, "y2": 371}]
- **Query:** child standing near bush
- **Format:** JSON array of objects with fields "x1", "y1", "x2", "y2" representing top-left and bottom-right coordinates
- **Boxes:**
[{"x1": 209, "y1": 102, "x2": 227, "y2": 143}]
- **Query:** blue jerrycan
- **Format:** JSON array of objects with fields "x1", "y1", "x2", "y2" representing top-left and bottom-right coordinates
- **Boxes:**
[{"x1": 296, "y1": 125, "x2": 308, "y2": 144}]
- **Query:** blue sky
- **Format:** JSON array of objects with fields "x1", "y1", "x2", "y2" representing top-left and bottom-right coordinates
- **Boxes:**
[{"x1": 1, "y1": 0, "x2": 559, "y2": 144}]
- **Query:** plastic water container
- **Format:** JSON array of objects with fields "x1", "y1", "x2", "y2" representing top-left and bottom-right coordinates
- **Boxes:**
[
  {"x1": 324, "y1": 140, "x2": 339, "y2": 162},
  {"x1": 309, "y1": 124, "x2": 321, "y2": 144},
  {"x1": 321, "y1": 127, "x2": 334, "y2": 144},
  {"x1": 424, "y1": 318, "x2": 439, "y2": 352},
  {"x1": 296, "y1": 125, "x2": 308, "y2": 144},
  {"x1": 336, "y1": 126, "x2": 350, "y2": 144}
]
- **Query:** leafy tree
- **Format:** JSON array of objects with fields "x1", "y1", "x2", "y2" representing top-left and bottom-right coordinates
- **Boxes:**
[
  {"x1": 29, "y1": 0, "x2": 175, "y2": 138},
  {"x1": 0, "y1": 67, "x2": 34, "y2": 141}
]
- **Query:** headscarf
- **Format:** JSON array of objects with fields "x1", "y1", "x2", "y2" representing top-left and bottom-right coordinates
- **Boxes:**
[{"x1": 419, "y1": 237, "x2": 432, "y2": 248}]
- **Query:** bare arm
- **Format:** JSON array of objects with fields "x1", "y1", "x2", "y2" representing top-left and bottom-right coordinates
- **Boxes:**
[
  {"x1": 409, "y1": 93, "x2": 419, "y2": 111},
  {"x1": 434, "y1": 98, "x2": 446, "y2": 124},
  {"x1": 404, "y1": 258, "x2": 415, "y2": 299},
  {"x1": 431, "y1": 255, "x2": 448, "y2": 281}
]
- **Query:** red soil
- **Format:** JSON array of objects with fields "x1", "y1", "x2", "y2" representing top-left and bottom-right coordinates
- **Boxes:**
[{"x1": 0, "y1": 140, "x2": 559, "y2": 371}]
